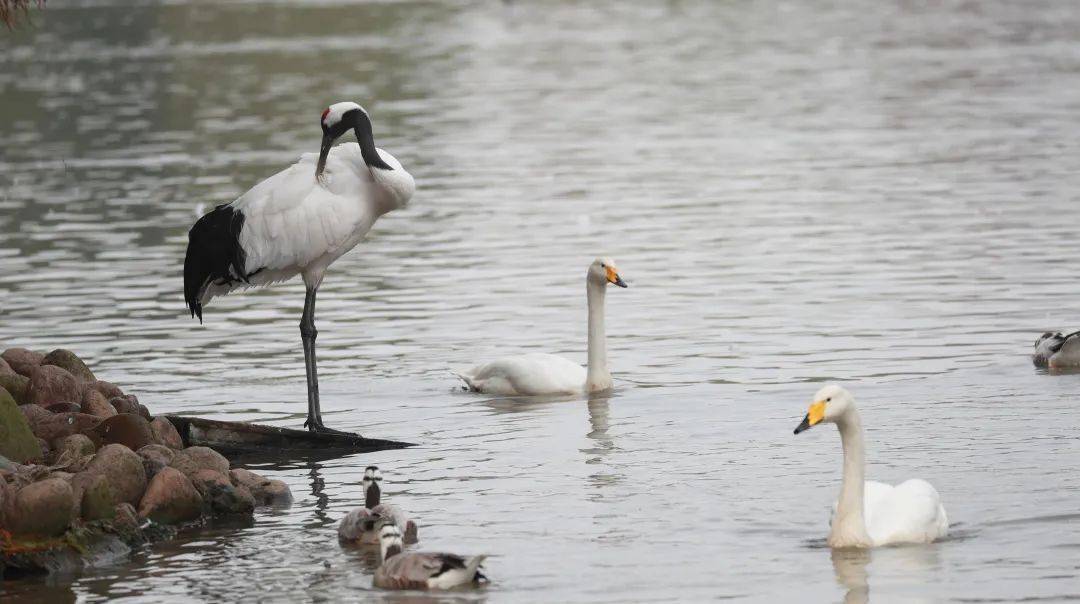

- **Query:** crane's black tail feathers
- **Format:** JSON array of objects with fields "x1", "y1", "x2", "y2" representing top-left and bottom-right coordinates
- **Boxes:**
[{"x1": 183, "y1": 204, "x2": 248, "y2": 323}]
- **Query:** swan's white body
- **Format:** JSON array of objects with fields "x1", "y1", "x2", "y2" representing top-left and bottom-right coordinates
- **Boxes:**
[
  {"x1": 796, "y1": 385, "x2": 948, "y2": 548},
  {"x1": 1033, "y1": 331, "x2": 1080, "y2": 368},
  {"x1": 457, "y1": 258, "x2": 626, "y2": 396},
  {"x1": 198, "y1": 143, "x2": 414, "y2": 307}
]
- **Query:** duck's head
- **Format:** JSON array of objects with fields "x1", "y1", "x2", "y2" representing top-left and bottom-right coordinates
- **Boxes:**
[
  {"x1": 317, "y1": 101, "x2": 393, "y2": 180},
  {"x1": 794, "y1": 384, "x2": 855, "y2": 434},
  {"x1": 378, "y1": 522, "x2": 405, "y2": 560},
  {"x1": 363, "y1": 465, "x2": 382, "y2": 509},
  {"x1": 588, "y1": 257, "x2": 627, "y2": 289}
]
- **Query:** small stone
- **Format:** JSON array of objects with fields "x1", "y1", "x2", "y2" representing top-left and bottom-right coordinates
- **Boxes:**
[
  {"x1": 0, "y1": 357, "x2": 13, "y2": 376},
  {"x1": 49, "y1": 434, "x2": 97, "y2": 467},
  {"x1": 78, "y1": 473, "x2": 115, "y2": 522},
  {"x1": 7, "y1": 478, "x2": 76, "y2": 537},
  {"x1": 230, "y1": 468, "x2": 293, "y2": 506},
  {"x1": 138, "y1": 467, "x2": 203, "y2": 524},
  {"x1": 191, "y1": 469, "x2": 254, "y2": 515},
  {"x1": 26, "y1": 365, "x2": 81, "y2": 408},
  {"x1": 46, "y1": 402, "x2": 82, "y2": 414},
  {"x1": 84, "y1": 444, "x2": 147, "y2": 506},
  {"x1": 112, "y1": 502, "x2": 139, "y2": 535},
  {"x1": 41, "y1": 349, "x2": 96, "y2": 382},
  {"x1": 0, "y1": 374, "x2": 30, "y2": 405},
  {"x1": 149, "y1": 417, "x2": 183, "y2": 450},
  {"x1": 1, "y1": 348, "x2": 44, "y2": 378},
  {"x1": 86, "y1": 380, "x2": 124, "y2": 401},
  {"x1": 27, "y1": 411, "x2": 101, "y2": 443},
  {"x1": 0, "y1": 387, "x2": 42, "y2": 463},
  {"x1": 170, "y1": 446, "x2": 229, "y2": 479},
  {"x1": 137, "y1": 444, "x2": 175, "y2": 479},
  {"x1": 109, "y1": 395, "x2": 141, "y2": 416},
  {"x1": 93, "y1": 413, "x2": 155, "y2": 451},
  {"x1": 80, "y1": 390, "x2": 117, "y2": 419}
]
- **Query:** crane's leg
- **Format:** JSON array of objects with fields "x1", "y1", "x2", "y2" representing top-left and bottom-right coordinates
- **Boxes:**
[{"x1": 300, "y1": 286, "x2": 357, "y2": 436}]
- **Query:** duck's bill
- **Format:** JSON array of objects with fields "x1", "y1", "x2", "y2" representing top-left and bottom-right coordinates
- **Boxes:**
[{"x1": 793, "y1": 414, "x2": 813, "y2": 435}]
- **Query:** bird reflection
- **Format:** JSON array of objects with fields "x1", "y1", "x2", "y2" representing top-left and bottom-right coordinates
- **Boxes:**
[{"x1": 831, "y1": 548, "x2": 870, "y2": 604}]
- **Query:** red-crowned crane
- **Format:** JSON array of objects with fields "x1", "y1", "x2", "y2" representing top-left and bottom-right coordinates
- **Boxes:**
[{"x1": 183, "y1": 102, "x2": 415, "y2": 435}]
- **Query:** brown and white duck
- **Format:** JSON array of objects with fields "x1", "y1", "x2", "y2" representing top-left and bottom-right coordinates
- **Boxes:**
[
  {"x1": 337, "y1": 466, "x2": 418, "y2": 545},
  {"x1": 373, "y1": 523, "x2": 488, "y2": 590}
]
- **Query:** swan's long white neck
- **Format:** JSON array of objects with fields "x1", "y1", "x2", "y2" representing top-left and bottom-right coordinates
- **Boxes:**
[
  {"x1": 585, "y1": 278, "x2": 611, "y2": 392},
  {"x1": 831, "y1": 408, "x2": 873, "y2": 547}
]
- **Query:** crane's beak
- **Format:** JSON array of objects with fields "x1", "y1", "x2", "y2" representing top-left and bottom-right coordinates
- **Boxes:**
[{"x1": 315, "y1": 131, "x2": 334, "y2": 182}]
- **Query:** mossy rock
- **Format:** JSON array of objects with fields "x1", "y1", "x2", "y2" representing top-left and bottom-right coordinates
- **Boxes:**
[
  {"x1": 41, "y1": 349, "x2": 96, "y2": 383},
  {"x1": 0, "y1": 374, "x2": 30, "y2": 405},
  {"x1": 0, "y1": 387, "x2": 42, "y2": 463}
]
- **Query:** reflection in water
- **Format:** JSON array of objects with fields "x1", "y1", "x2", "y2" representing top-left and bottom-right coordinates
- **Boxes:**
[
  {"x1": 831, "y1": 545, "x2": 944, "y2": 604},
  {"x1": 831, "y1": 548, "x2": 870, "y2": 604}
]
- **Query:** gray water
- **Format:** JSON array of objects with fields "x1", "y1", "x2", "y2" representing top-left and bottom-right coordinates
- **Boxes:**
[{"x1": 2, "y1": 1, "x2": 1080, "y2": 602}]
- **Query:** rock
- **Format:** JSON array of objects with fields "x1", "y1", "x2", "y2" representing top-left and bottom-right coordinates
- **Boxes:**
[
  {"x1": 0, "y1": 477, "x2": 13, "y2": 529},
  {"x1": 26, "y1": 365, "x2": 81, "y2": 407},
  {"x1": 80, "y1": 389, "x2": 117, "y2": 419},
  {"x1": 84, "y1": 444, "x2": 147, "y2": 506},
  {"x1": 138, "y1": 467, "x2": 203, "y2": 524},
  {"x1": 170, "y1": 446, "x2": 229, "y2": 479},
  {"x1": 27, "y1": 411, "x2": 101, "y2": 443},
  {"x1": 191, "y1": 469, "x2": 254, "y2": 515},
  {"x1": 86, "y1": 380, "x2": 124, "y2": 401},
  {"x1": 1, "y1": 348, "x2": 43, "y2": 378},
  {"x1": 0, "y1": 387, "x2": 42, "y2": 463},
  {"x1": 109, "y1": 395, "x2": 141, "y2": 416},
  {"x1": 149, "y1": 417, "x2": 183, "y2": 450},
  {"x1": 49, "y1": 434, "x2": 97, "y2": 467},
  {"x1": 230, "y1": 468, "x2": 293, "y2": 506},
  {"x1": 78, "y1": 473, "x2": 115, "y2": 522},
  {"x1": 46, "y1": 402, "x2": 82, "y2": 414},
  {"x1": 7, "y1": 478, "x2": 76, "y2": 536},
  {"x1": 18, "y1": 403, "x2": 50, "y2": 427},
  {"x1": 41, "y1": 349, "x2": 96, "y2": 382},
  {"x1": 0, "y1": 374, "x2": 30, "y2": 405},
  {"x1": 136, "y1": 404, "x2": 151, "y2": 421},
  {"x1": 37, "y1": 438, "x2": 49, "y2": 461},
  {"x1": 137, "y1": 444, "x2": 175, "y2": 479},
  {"x1": 92, "y1": 413, "x2": 155, "y2": 451},
  {"x1": 0, "y1": 357, "x2": 13, "y2": 376},
  {"x1": 113, "y1": 502, "x2": 139, "y2": 531}
]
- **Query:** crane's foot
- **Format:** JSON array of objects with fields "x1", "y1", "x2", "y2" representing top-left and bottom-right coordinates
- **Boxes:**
[{"x1": 304, "y1": 418, "x2": 361, "y2": 438}]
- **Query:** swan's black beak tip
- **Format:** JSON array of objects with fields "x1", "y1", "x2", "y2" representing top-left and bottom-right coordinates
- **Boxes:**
[{"x1": 794, "y1": 414, "x2": 812, "y2": 435}]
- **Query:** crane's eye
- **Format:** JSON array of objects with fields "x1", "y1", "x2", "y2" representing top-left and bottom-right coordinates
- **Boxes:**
[{"x1": 826, "y1": 397, "x2": 832, "y2": 402}]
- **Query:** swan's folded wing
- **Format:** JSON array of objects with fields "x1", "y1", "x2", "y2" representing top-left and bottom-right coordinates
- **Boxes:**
[{"x1": 865, "y1": 479, "x2": 947, "y2": 545}]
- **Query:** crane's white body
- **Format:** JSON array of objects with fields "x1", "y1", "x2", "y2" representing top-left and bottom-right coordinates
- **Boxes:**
[{"x1": 198, "y1": 143, "x2": 414, "y2": 308}]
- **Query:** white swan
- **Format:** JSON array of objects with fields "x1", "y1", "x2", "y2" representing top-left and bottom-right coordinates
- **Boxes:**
[
  {"x1": 456, "y1": 258, "x2": 627, "y2": 396},
  {"x1": 793, "y1": 384, "x2": 948, "y2": 548},
  {"x1": 1033, "y1": 331, "x2": 1080, "y2": 368}
]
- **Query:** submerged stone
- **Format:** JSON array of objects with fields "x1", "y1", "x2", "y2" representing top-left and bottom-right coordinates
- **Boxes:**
[
  {"x1": 230, "y1": 468, "x2": 293, "y2": 507},
  {"x1": 138, "y1": 467, "x2": 203, "y2": 524}
]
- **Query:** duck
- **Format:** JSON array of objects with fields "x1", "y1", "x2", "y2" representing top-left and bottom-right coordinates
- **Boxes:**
[
  {"x1": 793, "y1": 384, "x2": 948, "y2": 548},
  {"x1": 456, "y1": 257, "x2": 627, "y2": 396},
  {"x1": 337, "y1": 466, "x2": 418, "y2": 545},
  {"x1": 1033, "y1": 330, "x2": 1080, "y2": 368},
  {"x1": 373, "y1": 523, "x2": 488, "y2": 590}
]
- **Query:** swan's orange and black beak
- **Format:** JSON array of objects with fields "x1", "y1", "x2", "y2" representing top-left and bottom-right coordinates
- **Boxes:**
[
  {"x1": 793, "y1": 401, "x2": 826, "y2": 435},
  {"x1": 606, "y1": 266, "x2": 627, "y2": 288}
]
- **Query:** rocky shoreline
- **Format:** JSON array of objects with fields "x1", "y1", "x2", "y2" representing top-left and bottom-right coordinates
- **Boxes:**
[{"x1": 0, "y1": 347, "x2": 292, "y2": 577}]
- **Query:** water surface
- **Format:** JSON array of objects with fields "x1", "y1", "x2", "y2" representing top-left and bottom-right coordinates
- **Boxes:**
[{"x1": 2, "y1": 1, "x2": 1079, "y2": 602}]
